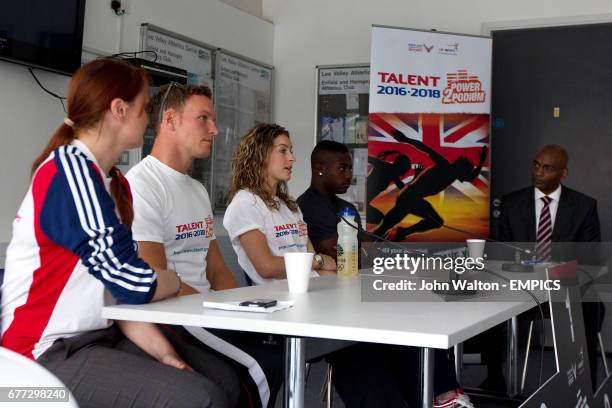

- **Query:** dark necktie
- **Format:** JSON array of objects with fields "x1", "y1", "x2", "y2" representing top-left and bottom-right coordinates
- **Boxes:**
[{"x1": 536, "y1": 196, "x2": 553, "y2": 261}]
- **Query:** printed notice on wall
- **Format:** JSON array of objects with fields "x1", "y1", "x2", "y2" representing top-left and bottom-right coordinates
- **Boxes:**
[
  {"x1": 319, "y1": 67, "x2": 370, "y2": 95},
  {"x1": 141, "y1": 25, "x2": 213, "y2": 88},
  {"x1": 212, "y1": 51, "x2": 273, "y2": 210},
  {"x1": 317, "y1": 66, "x2": 370, "y2": 212}
]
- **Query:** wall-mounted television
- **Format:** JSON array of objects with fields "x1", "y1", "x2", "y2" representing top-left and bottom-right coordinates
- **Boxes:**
[{"x1": 0, "y1": 0, "x2": 86, "y2": 75}]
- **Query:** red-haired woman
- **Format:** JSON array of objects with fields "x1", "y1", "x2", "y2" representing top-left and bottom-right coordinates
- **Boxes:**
[{"x1": 0, "y1": 58, "x2": 239, "y2": 408}]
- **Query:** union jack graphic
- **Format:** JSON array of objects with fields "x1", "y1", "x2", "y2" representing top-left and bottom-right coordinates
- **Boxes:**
[{"x1": 368, "y1": 112, "x2": 489, "y2": 201}]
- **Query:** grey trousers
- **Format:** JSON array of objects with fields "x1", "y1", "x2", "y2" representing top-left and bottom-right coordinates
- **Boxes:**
[{"x1": 37, "y1": 325, "x2": 240, "y2": 408}]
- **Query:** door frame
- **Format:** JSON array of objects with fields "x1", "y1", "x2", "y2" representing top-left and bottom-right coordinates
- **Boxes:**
[{"x1": 482, "y1": 13, "x2": 612, "y2": 35}]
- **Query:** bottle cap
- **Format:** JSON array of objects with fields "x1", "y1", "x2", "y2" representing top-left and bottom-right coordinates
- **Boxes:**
[{"x1": 339, "y1": 206, "x2": 356, "y2": 217}]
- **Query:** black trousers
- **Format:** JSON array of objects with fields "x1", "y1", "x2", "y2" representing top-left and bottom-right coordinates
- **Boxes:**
[
  {"x1": 37, "y1": 325, "x2": 241, "y2": 408},
  {"x1": 327, "y1": 343, "x2": 459, "y2": 408}
]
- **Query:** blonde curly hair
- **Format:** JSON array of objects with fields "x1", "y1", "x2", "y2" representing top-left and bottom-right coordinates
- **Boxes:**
[{"x1": 228, "y1": 123, "x2": 298, "y2": 212}]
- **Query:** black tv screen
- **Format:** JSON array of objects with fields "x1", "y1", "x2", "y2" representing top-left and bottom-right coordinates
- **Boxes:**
[{"x1": 0, "y1": 0, "x2": 86, "y2": 75}]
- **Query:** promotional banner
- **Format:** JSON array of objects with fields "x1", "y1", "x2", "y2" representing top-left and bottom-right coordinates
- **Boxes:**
[{"x1": 367, "y1": 26, "x2": 492, "y2": 242}]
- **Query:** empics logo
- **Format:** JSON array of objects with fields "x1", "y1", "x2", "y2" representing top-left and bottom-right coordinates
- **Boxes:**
[{"x1": 442, "y1": 70, "x2": 486, "y2": 104}]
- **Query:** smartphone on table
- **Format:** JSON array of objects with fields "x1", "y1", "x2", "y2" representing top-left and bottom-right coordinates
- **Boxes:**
[{"x1": 239, "y1": 299, "x2": 278, "y2": 308}]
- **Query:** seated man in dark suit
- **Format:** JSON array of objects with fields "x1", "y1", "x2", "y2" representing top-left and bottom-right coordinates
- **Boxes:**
[
  {"x1": 490, "y1": 144, "x2": 605, "y2": 391},
  {"x1": 498, "y1": 144, "x2": 600, "y2": 262}
]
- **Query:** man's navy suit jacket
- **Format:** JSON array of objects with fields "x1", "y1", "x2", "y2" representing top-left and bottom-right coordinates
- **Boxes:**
[
  {"x1": 497, "y1": 186, "x2": 600, "y2": 264},
  {"x1": 498, "y1": 185, "x2": 600, "y2": 243}
]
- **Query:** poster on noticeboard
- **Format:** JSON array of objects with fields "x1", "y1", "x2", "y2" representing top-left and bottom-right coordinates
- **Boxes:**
[
  {"x1": 316, "y1": 65, "x2": 370, "y2": 213},
  {"x1": 367, "y1": 25, "x2": 492, "y2": 242}
]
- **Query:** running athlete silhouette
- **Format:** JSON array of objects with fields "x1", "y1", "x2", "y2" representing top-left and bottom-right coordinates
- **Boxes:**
[
  {"x1": 372, "y1": 130, "x2": 487, "y2": 241},
  {"x1": 367, "y1": 150, "x2": 419, "y2": 224}
]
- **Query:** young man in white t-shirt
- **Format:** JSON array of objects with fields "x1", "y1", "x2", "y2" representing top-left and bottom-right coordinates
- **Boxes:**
[{"x1": 126, "y1": 84, "x2": 282, "y2": 408}]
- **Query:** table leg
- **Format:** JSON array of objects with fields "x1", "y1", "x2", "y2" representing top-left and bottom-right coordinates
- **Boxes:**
[
  {"x1": 420, "y1": 347, "x2": 435, "y2": 408},
  {"x1": 454, "y1": 342, "x2": 463, "y2": 386},
  {"x1": 506, "y1": 316, "x2": 519, "y2": 396},
  {"x1": 284, "y1": 336, "x2": 306, "y2": 408}
]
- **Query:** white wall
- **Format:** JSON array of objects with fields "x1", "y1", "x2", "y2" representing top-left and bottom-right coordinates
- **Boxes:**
[
  {"x1": 0, "y1": 64, "x2": 70, "y2": 244},
  {"x1": 263, "y1": 0, "x2": 612, "y2": 197},
  {"x1": 0, "y1": 0, "x2": 273, "y2": 243},
  {"x1": 120, "y1": 0, "x2": 273, "y2": 64},
  {"x1": 220, "y1": 0, "x2": 266, "y2": 22}
]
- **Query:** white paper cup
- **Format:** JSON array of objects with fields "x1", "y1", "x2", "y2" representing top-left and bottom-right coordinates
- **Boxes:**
[
  {"x1": 466, "y1": 239, "x2": 486, "y2": 259},
  {"x1": 284, "y1": 252, "x2": 314, "y2": 293}
]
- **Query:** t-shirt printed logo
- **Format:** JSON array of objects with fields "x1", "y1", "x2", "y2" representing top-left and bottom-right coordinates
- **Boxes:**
[
  {"x1": 175, "y1": 219, "x2": 211, "y2": 240},
  {"x1": 204, "y1": 215, "x2": 214, "y2": 238},
  {"x1": 298, "y1": 220, "x2": 308, "y2": 237},
  {"x1": 274, "y1": 222, "x2": 299, "y2": 238}
]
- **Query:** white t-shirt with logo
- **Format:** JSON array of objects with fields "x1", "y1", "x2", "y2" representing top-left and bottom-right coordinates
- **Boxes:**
[
  {"x1": 126, "y1": 155, "x2": 215, "y2": 292},
  {"x1": 223, "y1": 190, "x2": 309, "y2": 285}
]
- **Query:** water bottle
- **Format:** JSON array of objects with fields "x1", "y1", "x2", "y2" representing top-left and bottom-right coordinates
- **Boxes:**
[{"x1": 337, "y1": 207, "x2": 358, "y2": 277}]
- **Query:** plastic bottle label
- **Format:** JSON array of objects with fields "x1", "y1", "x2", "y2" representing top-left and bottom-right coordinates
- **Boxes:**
[{"x1": 337, "y1": 242, "x2": 358, "y2": 277}]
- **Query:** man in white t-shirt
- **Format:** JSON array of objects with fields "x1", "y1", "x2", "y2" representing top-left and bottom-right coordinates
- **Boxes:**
[
  {"x1": 126, "y1": 83, "x2": 282, "y2": 408},
  {"x1": 127, "y1": 153, "x2": 218, "y2": 293}
]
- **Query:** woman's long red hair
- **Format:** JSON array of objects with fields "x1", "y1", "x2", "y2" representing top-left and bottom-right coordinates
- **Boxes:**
[{"x1": 32, "y1": 58, "x2": 149, "y2": 226}]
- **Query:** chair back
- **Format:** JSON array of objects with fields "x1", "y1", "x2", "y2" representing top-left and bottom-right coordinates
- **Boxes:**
[{"x1": 0, "y1": 347, "x2": 79, "y2": 407}]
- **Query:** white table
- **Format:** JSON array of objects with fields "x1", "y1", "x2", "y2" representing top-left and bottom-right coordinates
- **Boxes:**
[{"x1": 102, "y1": 275, "x2": 543, "y2": 408}]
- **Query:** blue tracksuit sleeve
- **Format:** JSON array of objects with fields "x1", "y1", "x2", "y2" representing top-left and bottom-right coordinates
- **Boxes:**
[{"x1": 40, "y1": 146, "x2": 157, "y2": 304}]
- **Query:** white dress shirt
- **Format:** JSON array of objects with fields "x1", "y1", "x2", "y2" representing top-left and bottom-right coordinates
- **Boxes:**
[{"x1": 534, "y1": 185, "x2": 562, "y2": 233}]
